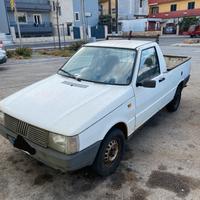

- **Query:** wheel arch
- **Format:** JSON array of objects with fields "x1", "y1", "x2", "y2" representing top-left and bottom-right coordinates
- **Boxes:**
[
  {"x1": 105, "y1": 122, "x2": 128, "y2": 140},
  {"x1": 178, "y1": 80, "x2": 184, "y2": 89}
]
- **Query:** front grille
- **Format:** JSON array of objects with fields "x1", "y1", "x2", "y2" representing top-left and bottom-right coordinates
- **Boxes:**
[
  {"x1": 4, "y1": 114, "x2": 49, "y2": 147},
  {"x1": 17, "y1": 120, "x2": 29, "y2": 137}
]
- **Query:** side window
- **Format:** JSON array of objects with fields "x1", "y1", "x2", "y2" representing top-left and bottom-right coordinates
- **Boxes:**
[{"x1": 137, "y1": 47, "x2": 160, "y2": 82}]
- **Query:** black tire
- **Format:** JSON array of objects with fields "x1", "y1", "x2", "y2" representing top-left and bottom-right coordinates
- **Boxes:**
[
  {"x1": 166, "y1": 85, "x2": 182, "y2": 112},
  {"x1": 92, "y1": 128, "x2": 125, "y2": 176}
]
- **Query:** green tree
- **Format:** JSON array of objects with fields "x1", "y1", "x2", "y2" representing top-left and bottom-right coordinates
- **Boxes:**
[{"x1": 179, "y1": 17, "x2": 199, "y2": 32}]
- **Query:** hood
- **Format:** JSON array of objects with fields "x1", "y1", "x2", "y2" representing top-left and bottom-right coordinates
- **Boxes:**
[{"x1": 0, "y1": 74, "x2": 133, "y2": 136}]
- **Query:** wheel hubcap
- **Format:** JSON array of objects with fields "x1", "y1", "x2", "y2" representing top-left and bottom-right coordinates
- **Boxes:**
[{"x1": 104, "y1": 139, "x2": 119, "y2": 164}]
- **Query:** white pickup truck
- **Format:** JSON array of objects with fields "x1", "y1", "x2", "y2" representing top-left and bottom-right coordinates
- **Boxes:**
[{"x1": 0, "y1": 40, "x2": 191, "y2": 176}]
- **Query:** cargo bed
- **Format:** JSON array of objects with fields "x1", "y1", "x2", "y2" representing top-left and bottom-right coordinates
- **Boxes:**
[{"x1": 164, "y1": 55, "x2": 190, "y2": 71}]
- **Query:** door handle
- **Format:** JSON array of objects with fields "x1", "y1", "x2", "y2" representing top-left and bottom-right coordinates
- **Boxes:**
[{"x1": 159, "y1": 77, "x2": 165, "y2": 82}]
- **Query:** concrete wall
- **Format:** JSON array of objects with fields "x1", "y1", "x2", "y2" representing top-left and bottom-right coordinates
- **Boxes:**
[
  {"x1": 50, "y1": 0, "x2": 74, "y2": 26},
  {"x1": 118, "y1": 0, "x2": 148, "y2": 19},
  {"x1": 0, "y1": 0, "x2": 9, "y2": 34},
  {"x1": 59, "y1": 0, "x2": 74, "y2": 24}
]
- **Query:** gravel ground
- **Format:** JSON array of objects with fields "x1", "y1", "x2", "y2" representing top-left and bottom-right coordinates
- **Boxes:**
[{"x1": 0, "y1": 45, "x2": 200, "y2": 200}]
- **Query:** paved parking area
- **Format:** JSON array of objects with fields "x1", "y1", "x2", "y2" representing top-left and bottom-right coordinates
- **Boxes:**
[{"x1": 0, "y1": 44, "x2": 200, "y2": 200}]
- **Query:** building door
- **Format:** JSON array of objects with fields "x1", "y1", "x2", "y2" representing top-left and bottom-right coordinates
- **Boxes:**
[
  {"x1": 91, "y1": 25, "x2": 105, "y2": 39},
  {"x1": 73, "y1": 27, "x2": 80, "y2": 39},
  {"x1": 33, "y1": 14, "x2": 42, "y2": 25},
  {"x1": 67, "y1": 23, "x2": 72, "y2": 36}
]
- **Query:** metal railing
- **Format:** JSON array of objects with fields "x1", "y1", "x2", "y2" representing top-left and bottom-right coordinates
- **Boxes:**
[{"x1": 106, "y1": 31, "x2": 160, "y2": 44}]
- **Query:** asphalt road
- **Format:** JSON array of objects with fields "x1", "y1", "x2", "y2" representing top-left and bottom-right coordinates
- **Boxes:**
[{"x1": 0, "y1": 41, "x2": 200, "y2": 200}]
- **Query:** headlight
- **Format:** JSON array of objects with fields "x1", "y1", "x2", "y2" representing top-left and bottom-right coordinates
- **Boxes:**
[
  {"x1": 48, "y1": 132, "x2": 79, "y2": 155},
  {"x1": 0, "y1": 111, "x2": 4, "y2": 125}
]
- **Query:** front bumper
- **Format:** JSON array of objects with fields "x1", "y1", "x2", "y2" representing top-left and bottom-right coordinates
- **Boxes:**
[{"x1": 0, "y1": 124, "x2": 101, "y2": 172}]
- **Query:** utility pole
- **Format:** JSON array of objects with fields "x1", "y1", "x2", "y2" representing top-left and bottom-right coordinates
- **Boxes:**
[
  {"x1": 80, "y1": 0, "x2": 87, "y2": 41},
  {"x1": 56, "y1": 0, "x2": 61, "y2": 49},
  {"x1": 108, "y1": 0, "x2": 112, "y2": 33},
  {"x1": 15, "y1": 7, "x2": 22, "y2": 47},
  {"x1": 61, "y1": 23, "x2": 66, "y2": 47},
  {"x1": 115, "y1": 0, "x2": 118, "y2": 33},
  {"x1": 11, "y1": 0, "x2": 22, "y2": 47}
]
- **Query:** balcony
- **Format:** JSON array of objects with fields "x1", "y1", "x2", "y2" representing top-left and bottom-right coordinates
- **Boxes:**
[
  {"x1": 148, "y1": 0, "x2": 179, "y2": 5},
  {"x1": 5, "y1": 0, "x2": 51, "y2": 12},
  {"x1": 10, "y1": 22, "x2": 53, "y2": 37},
  {"x1": 149, "y1": 8, "x2": 200, "y2": 18}
]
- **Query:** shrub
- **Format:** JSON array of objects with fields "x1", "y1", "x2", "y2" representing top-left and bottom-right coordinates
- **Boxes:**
[
  {"x1": 179, "y1": 17, "x2": 200, "y2": 32},
  {"x1": 15, "y1": 47, "x2": 32, "y2": 57},
  {"x1": 6, "y1": 50, "x2": 15, "y2": 58},
  {"x1": 67, "y1": 41, "x2": 85, "y2": 51},
  {"x1": 40, "y1": 49, "x2": 75, "y2": 57}
]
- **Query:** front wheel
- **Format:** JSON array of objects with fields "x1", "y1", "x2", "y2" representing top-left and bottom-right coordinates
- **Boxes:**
[
  {"x1": 166, "y1": 85, "x2": 182, "y2": 112},
  {"x1": 92, "y1": 128, "x2": 125, "y2": 176}
]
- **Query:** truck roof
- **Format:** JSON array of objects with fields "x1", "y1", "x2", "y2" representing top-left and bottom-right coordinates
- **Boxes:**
[{"x1": 85, "y1": 40, "x2": 152, "y2": 49}]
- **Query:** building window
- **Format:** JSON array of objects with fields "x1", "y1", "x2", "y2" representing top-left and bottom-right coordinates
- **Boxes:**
[
  {"x1": 151, "y1": 6, "x2": 159, "y2": 14},
  {"x1": 170, "y1": 4, "x2": 177, "y2": 12},
  {"x1": 140, "y1": 0, "x2": 143, "y2": 8},
  {"x1": 17, "y1": 12, "x2": 27, "y2": 24},
  {"x1": 75, "y1": 12, "x2": 80, "y2": 21},
  {"x1": 58, "y1": 6, "x2": 61, "y2": 16},
  {"x1": 52, "y1": 1, "x2": 56, "y2": 11},
  {"x1": 33, "y1": 14, "x2": 42, "y2": 25},
  {"x1": 112, "y1": 8, "x2": 116, "y2": 14},
  {"x1": 188, "y1": 2, "x2": 195, "y2": 9}
]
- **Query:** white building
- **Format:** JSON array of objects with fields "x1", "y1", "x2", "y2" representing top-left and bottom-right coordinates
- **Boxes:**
[
  {"x1": 49, "y1": 0, "x2": 99, "y2": 38},
  {"x1": 50, "y1": 0, "x2": 74, "y2": 36}
]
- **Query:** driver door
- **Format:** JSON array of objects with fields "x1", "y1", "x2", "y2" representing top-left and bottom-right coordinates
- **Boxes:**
[{"x1": 134, "y1": 47, "x2": 166, "y2": 129}]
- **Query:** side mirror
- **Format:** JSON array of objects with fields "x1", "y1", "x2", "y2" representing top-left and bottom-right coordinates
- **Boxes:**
[{"x1": 136, "y1": 80, "x2": 156, "y2": 88}]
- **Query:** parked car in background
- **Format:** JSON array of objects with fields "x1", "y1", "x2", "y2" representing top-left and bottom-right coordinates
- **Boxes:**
[
  {"x1": 163, "y1": 26, "x2": 176, "y2": 34},
  {"x1": 0, "y1": 40, "x2": 191, "y2": 176},
  {"x1": 187, "y1": 25, "x2": 200, "y2": 37},
  {"x1": 0, "y1": 41, "x2": 3, "y2": 49},
  {"x1": 0, "y1": 49, "x2": 7, "y2": 64}
]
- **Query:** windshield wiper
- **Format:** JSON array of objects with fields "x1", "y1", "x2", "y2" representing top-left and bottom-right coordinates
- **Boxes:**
[{"x1": 59, "y1": 69, "x2": 81, "y2": 82}]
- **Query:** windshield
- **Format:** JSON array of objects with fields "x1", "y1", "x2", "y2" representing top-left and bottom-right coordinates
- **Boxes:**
[{"x1": 59, "y1": 46, "x2": 136, "y2": 85}]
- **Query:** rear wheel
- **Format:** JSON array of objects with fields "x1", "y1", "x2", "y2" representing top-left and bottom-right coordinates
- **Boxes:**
[
  {"x1": 92, "y1": 128, "x2": 125, "y2": 176},
  {"x1": 166, "y1": 85, "x2": 182, "y2": 112}
]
